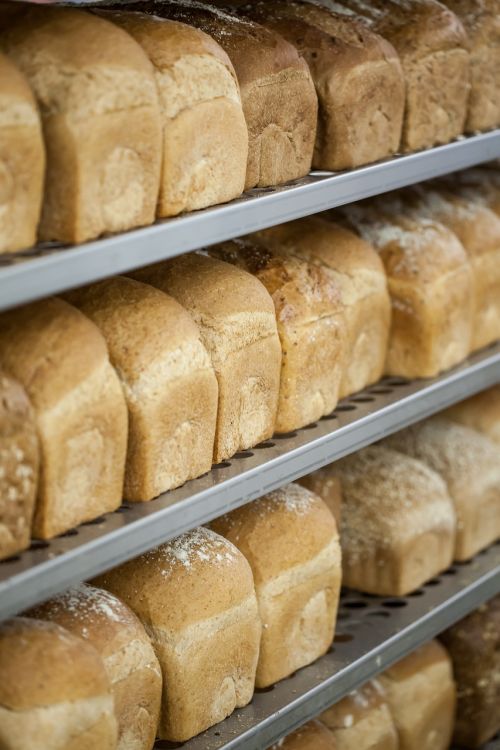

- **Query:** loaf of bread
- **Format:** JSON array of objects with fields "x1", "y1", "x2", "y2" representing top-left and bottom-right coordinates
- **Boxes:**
[
  {"x1": 149, "y1": 0, "x2": 318, "y2": 189},
  {"x1": 335, "y1": 446, "x2": 456, "y2": 595},
  {"x1": 0, "y1": 298, "x2": 128, "y2": 538},
  {"x1": 330, "y1": 0, "x2": 470, "y2": 152},
  {"x1": 451, "y1": 167, "x2": 500, "y2": 216},
  {"x1": 407, "y1": 180, "x2": 500, "y2": 351},
  {"x1": 442, "y1": 0, "x2": 500, "y2": 132},
  {"x1": 29, "y1": 583, "x2": 162, "y2": 750},
  {"x1": 212, "y1": 483, "x2": 341, "y2": 687},
  {"x1": 214, "y1": 0, "x2": 405, "y2": 170},
  {"x1": 1, "y1": 7, "x2": 162, "y2": 244},
  {"x1": 0, "y1": 617, "x2": 118, "y2": 750},
  {"x1": 0, "y1": 372, "x2": 38, "y2": 561},
  {"x1": 213, "y1": 238, "x2": 346, "y2": 432},
  {"x1": 270, "y1": 721, "x2": 337, "y2": 749},
  {"x1": 320, "y1": 679, "x2": 398, "y2": 750},
  {"x1": 255, "y1": 217, "x2": 391, "y2": 398},
  {"x1": 379, "y1": 640, "x2": 456, "y2": 750},
  {"x1": 383, "y1": 416, "x2": 500, "y2": 560},
  {"x1": 66, "y1": 276, "x2": 218, "y2": 501},
  {"x1": 0, "y1": 52, "x2": 44, "y2": 254},
  {"x1": 94, "y1": 527, "x2": 261, "y2": 742},
  {"x1": 133, "y1": 254, "x2": 280, "y2": 462},
  {"x1": 102, "y1": 10, "x2": 248, "y2": 216},
  {"x1": 441, "y1": 596, "x2": 500, "y2": 748},
  {"x1": 444, "y1": 385, "x2": 500, "y2": 444},
  {"x1": 337, "y1": 199, "x2": 473, "y2": 378},
  {"x1": 298, "y1": 470, "x2": 342, "y2": 527}
]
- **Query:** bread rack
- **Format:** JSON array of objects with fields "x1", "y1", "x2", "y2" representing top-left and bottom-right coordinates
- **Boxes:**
[{"x1": 1, "y1": 128, "x2": 500, "y2": 749}]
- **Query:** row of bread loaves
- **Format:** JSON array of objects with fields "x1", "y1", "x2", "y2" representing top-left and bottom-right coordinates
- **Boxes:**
[
  {"x1": 1, "y1": 0, "x2": 500, "y2": 253},
  {"x1": 0, "y1": 483, "x2": 341, "y2": 747}
]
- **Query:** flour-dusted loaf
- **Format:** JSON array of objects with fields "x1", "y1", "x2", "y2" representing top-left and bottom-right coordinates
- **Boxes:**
[
  {"x1": 320, "y1": 679, "x2": 398, "y2": 750},
  {"x1": 408, "y1": 180, "x2": 500, "y2": 350},
  {"x1": 214, "y1": 0, "x2": 405, "y2": 170},
  {"x1": 213, "y1": 238, "x2": 346, "y2": 432},
  {"x1": 442, "y1": 0, "x2": 500, "y2": 132},
  {"x1": 0, "y1": 52, "x2": 44, "y2": 254},
  {"x1": 332, "y1": 0, "x2": 470, "y2": 151},
  {"x1": 66, "y1": 276, "x2": 218, "y2": 501},
  {"x1": 337, "y1": 199, "x2": 473, "y2": 378},
  {"x1": 441, "y1": 596, "x2": 500, "y2": 748},
  {"x1": 444, "y1": 385, "x2": 500, "y2": 444},
  {"x1": 102, "y1": 10, "x2": 248, "y2": 216},
  {"x1": 212, "y1": 483, "x2": 341, "y2": 687},
  {"x1": 335, "y1": 446, "x2": 456, "y2": 595},
  {"x1": 29, "y1": 584, "x2": 162, "y2": 750},
  {"x1": 94, "y1": 527, "x2": 261, "y2": 742},
  {"x1": 0, "y1": 298, "x2": 128, "y2": 538},
  {"x1": 133, "y1": 254, "x2": 280, "y2": 462},
  {"x1": 0, "y1": 617, "x2": 118, "y2": 750},
  {"x1": 0, "y1": 372, "x2": 38, "y2": 561},
  {"x1": 379, "y1": 640, "x2": 456, "y2": 750},
  {"x1": 383, "y1": 417, "x2": 500, "y2": 560},
  {"x1": 150, "y1": 0, "x2": 318, "y2": 189},
  {"x1": 256, "y1": 217, "x2": 391, "y2": 398},
  {"x1": 270, "y1": 721, "x2": 337, "y2": 749},
  {"x1": 1, "y1": 6, "x2": 162, "y2": 244},
  {"x1": 298, "y1": 470, "x2": 342, "y2": 527}
]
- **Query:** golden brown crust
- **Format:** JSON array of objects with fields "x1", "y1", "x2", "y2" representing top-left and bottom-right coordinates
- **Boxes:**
[
  {"x1": 298, "y1": 471, "x2": 342, "y2": 528},
  {"x1": 0, "y1": 372, "x2": 38, "y2": 560},
  {"x1": 271, "y1": 720, "x2": 337, "y2": 749},
  {"x1": 444, "y1": 385, "x2": 500, "y2": 444}
]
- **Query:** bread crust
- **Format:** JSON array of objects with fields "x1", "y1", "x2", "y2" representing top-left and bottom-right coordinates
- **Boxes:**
[
  {"x1": 271, "y1": 720, "x2": 337, "y2": 749},
  {"x1": 444, "y1": 384, "x2": 500, "y2": 444},
  {"x1": 0, "y1": 298, "x2": 128, "y2": 538},
  {"x1": 0, "y1": 372, "x2": 38, "y2": 561},
  {"x1": 66, "y1": 276, "x2": 218, "y2": 500},
  {"x1": 212, "y1": 483, "x2": 341, "y2": 687},
  {"x1": 1, "y1": 6, "x2": 162, "y2": 243}
]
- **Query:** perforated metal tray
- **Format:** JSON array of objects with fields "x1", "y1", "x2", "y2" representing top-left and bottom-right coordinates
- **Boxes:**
[
  {"x1": 151, "y1": 543, "x2": 500, "y2": 750},
  {"x1": 1, "y1": 130, "x2": 499, "y2": 312}
]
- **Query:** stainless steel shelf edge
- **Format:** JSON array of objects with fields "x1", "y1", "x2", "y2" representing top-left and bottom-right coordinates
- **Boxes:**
[
  {"x1": 155, "y1": 546, "x2": 500, "y2": 750},
  {"x1": 1, "y1": 343, "x2": 499, "y2": 620},
  {"x1": 1, "y1": 130, "x2": 499, "y2": 311}
]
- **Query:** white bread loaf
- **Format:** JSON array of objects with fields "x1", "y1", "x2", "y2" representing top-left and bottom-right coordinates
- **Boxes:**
[
  {"x1": 66, "y1": 276, "x2": 218, "y2": 501},
  {"x1": 102, "y1": 10, "x2": 248, "y2": 216},
  {"x1": 212, "y1": 238, "x2": 347, "y2": 432},
  {"x1": 94, "y1": 527, "x2": 261, "y2": 742},
  {"x1": 213, "y1": 0, "x2": 405, "y2": 170},
  {"x1": 442, "y1": 0, "x2": 500, "y2": 132},
  {"x1": 0, "y1": 617, "x2": 118, "y2": 750},
  {"x1": 407, "y1": 181, "x2": 500, "y2": 351},
  {"x1": 441, "y1": 596, "x2": 500, "y2": 748},
  {"x1": 29, "y1": 584, "x2": 162, "y2": 750},
  {"x1": 444, "y1": 385, "x2": 500, "y2": 444},
  {"x1": 0, "y1": 372, "x2": 38, "y2": 560},
  {"x1": 212, "y1": 483, "x2": 341, "y2": 687},
  {"x1": 0, "y1": 52, "x2": 44, "y2": 254},
  {"x1": 383, "y1": 417, "x2": 500, "y2": 560},
  {"x1": 379, "y1": 640, "x2": 456, "y2": 750},
  {"x1": 0, "y1": 298, "x2": 128, "y2": 538},
  {"x1": 320, "y1": 679, "x2": 398, "y2": 750},
  {"x1": 1, "y1": 7, "x2": 162, "y2": 244},
  {"x1": 270, "y1": 720, "x2": 337, "y2": 749},
  {"x1": 329, "y1": 0, "x2": 470, "y2": 151},
  {"x1": 133, "y1": 253, "x2": 281, "y2": 462},
  {"x1": 255, "y1": 217, "x2": 391, "y2": 398},
  {"x1": 335, "y1": 446, "x2": 456, "y2": 595},
  {"x1": 337, "y1": 199, "x2": 473, "y2": 378},
  {"x1": 298, "y1": 470, "x2": 342, "y2": 528},
  {"x1": 150, "y1": 0, "x2": 318, "y2": 189}
]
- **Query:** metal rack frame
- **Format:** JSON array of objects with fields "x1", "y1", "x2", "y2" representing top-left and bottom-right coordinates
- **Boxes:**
[
  {"x1": 1, "y1": 130, "x2": 499, "y2": 312},
  {"x1": 1, "y1": 342, "x2": 499, "y2": 621},
  {"x1": 153, "y1": 544, "x2": 500, "y2": 750}
]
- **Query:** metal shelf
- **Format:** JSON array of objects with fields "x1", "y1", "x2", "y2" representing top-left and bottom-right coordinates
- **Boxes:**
[
  {"x1": 154, "y1": 544, "x2": 500, "y2": 750},
  {"x1": 1, "y1": 342, "x2": 499, "y2": 620},
  {"x1": 1, "y1": 130, "x2": 499, "y2": 312}
]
